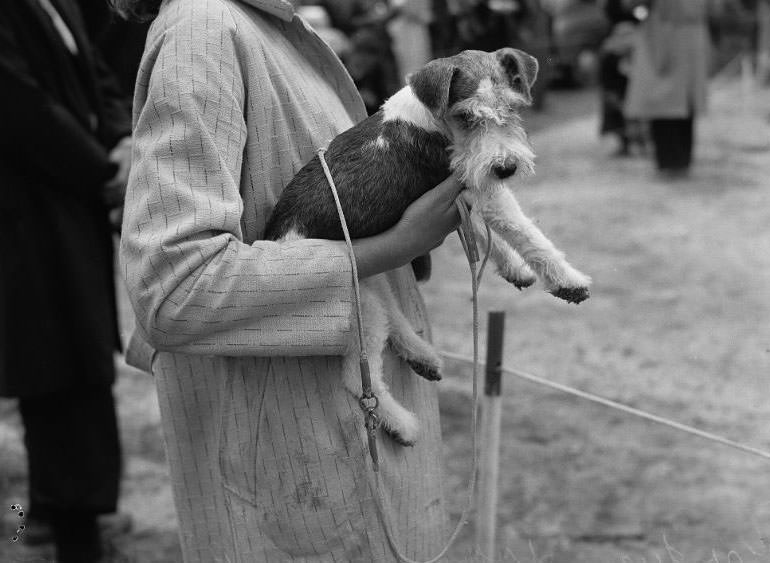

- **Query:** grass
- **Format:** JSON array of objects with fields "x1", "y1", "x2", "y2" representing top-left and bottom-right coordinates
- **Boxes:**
[{"x1": 1, "y1": 80, "x2": 769, "y2": 562}]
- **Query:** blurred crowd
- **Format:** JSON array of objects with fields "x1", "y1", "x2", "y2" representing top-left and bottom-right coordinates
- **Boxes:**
[
  {"x1": 304, "y1": 0, "x2": 607, "y2": 113},
  {"x1": 301, "y1": 0, "x2": 762, "y2": 118},
  {"x1": 596, "y1": 0, "x2": 758, "y2": 176}
]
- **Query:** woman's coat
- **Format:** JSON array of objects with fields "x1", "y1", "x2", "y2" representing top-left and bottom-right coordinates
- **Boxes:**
[{"x1": 120, "y1": 0, "x2": 448, "y2": 560}]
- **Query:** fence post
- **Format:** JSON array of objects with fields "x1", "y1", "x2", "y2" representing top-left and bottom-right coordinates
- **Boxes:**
[
  {"x1": 475, "y1": 311, "x2": 505, "y2": 561},
  {"x1": 759, "y1": 0, "x2": 770, "y2": 85}
]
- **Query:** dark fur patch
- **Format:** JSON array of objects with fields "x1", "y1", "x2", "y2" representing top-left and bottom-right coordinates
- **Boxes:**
[
  {"x1": 408, "y1": 59, "x2": 458, "y2": 115},
  {"x1": 496, "y1": 48, "x2": 538, "y2": 103},
  {"x1": 264, "y1": 112, "x2": 451, "y2": 241}
]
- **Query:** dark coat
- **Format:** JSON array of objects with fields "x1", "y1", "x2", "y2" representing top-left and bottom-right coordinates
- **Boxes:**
[
  {"x1": 0, "y1": 0, "x2": 131, "y2": 397},
  {"x1": 75, "y1": 0, "x2": 150, "y2": 98}
]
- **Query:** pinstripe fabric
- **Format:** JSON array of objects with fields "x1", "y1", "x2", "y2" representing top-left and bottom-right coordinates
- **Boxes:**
[{"x1": 119, "y1": 0, "x2": 448, "y2": 560}]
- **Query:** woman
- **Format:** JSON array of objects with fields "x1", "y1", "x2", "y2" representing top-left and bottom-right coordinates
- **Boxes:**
[
  {"x1": 116, "y1": 0, "x2": 461, "y2": 560},
  {"x1": 624, "y1": 0, "x2": 722, "y2": 176}
]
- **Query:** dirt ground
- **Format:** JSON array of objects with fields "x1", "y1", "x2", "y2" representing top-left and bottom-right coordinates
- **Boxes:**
[{"x1": 1, "y1": 78, "x2": 769, "y2": 562}]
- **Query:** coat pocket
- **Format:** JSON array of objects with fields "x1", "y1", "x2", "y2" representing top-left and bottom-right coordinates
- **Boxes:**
[{"x1": 217, "y1": 357, "x2": 374, "y2": 559}]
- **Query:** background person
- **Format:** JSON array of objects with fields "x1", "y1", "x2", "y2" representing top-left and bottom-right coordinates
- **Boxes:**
[
  {"x1": 624, "y1": 0, "x2": 724, "y2": 177},
  {"x1": 116, "y1": 0, "x2": 463, "y2": 560},
  {"x1": 598, "y1": 19, "x2": 639, "y2": 155},
  {"x1": 0, "y1": 0, "x2": 133, "y2": 560}
]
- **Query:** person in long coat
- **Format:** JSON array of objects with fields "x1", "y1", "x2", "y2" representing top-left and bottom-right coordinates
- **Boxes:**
[
  {"x1": 74, "y1": 0, "x2": 151, "y2": 99},
  {"x1": 118, "y1": 0, "x2": 462, "y2": 560},
  {"x1": 0, "y1": 0, "x2": 132, "y2": 560},
  {"x1": 624, "y1": 0, "x2": 723, "y2": 175}
]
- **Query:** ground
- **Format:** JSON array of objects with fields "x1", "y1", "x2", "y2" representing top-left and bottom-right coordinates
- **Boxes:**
[{"x1": 1, "y1": 77, "x2": 769, "y2": 562}]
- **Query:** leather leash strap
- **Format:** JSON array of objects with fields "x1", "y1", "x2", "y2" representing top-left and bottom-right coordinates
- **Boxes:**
[
  {"x1": 317, "y1": 147, "x2": 490, "y2": 562},
  {"x1": 317, "y1": 148, "x2": 381, "y2": 470}
]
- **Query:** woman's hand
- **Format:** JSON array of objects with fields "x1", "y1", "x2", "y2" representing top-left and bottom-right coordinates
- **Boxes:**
[
  {"x1": 103, "y1": 136, "x2": 133, "y2": 208},
  {"x1": 394, "y1": 175, "x2": 465, "y2": 256},
  {"x1": 352, "y1": 175, "x2": 465, "y2": 279}
]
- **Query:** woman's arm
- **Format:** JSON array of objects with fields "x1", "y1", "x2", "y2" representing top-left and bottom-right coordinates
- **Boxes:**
[{"x1": 354, "y1": 175, "x2": 463, "y2": 279}]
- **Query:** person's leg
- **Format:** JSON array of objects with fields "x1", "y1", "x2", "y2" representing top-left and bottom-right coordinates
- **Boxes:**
[
  {"x1": 51, "y1": 510, "x2": 102, "y2": 563},
  {"x1": 19, "y1": 383, "x2": 122, "y2": 560},
  {"x1": 650, "y1": 118, "x2": 690, "y2": 174},
  {"x1": 680, "y1": 114, "x2": 694, "y2": 169},
  {"x1": 649, "y1": 119, "x2": 671, "y2": 169}
]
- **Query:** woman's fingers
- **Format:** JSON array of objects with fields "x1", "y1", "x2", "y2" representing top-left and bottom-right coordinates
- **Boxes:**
[{"x1": 434, "y1": 175, "x2": 465, "y2": 206}]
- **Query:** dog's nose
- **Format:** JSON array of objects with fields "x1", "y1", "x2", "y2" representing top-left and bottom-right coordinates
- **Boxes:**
[{"x1": 492, "y1": 164, "x2": 517, "y2": 179}]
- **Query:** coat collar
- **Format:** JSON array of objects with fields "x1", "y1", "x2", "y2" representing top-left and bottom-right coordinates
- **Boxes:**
[{"x1": 238, "y1": 0, "x2": 295, "y2": 22}]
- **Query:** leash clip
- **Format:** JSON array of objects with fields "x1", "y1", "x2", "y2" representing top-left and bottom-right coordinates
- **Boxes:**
[{"x1": 361, "y1": 394, "x2": 381, "y2": 471}]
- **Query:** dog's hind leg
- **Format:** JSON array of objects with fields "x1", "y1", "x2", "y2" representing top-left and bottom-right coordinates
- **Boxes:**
[
  {"x1": 470, "y1": 210, "x2": 536, "y2": 289},
  {"x1": 477, "y1": 188, "x2": 592, "y2": 304},
  {"x1": 342, "y1": 279, "x2": 421, "y2": 446},
  {"x1": 390, "y1": 322, "x2": 443, "y2": 383},
  {"x1": 363, "y1": 276, "x2": 443, "y2": 382}
]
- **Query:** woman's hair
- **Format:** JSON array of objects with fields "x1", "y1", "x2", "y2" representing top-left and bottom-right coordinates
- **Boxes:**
[{"x1": 109, "y1": 0, "x2": 162, "y2": 21}]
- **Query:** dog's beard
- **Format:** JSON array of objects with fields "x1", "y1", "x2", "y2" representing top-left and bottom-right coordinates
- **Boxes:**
[{"x1": 449, "y1": 121, "x2": 536, "y2": 192}]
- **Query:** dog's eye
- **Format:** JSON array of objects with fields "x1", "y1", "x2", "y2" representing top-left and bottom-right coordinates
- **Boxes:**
[{"x1": 452, "y1": 111, "x2": 475, "y2": 127}]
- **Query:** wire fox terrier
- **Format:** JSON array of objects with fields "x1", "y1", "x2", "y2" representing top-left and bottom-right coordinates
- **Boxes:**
[{"x1": 265, "y1": 48, "x2": 592, "y2": 446}]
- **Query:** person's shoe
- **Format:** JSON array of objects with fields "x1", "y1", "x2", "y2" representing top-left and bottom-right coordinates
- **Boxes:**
[
  {"x1": 18, "y1": 516, "x2": 53, "y2": 546},
  {"x1": 13, "y1": 512, "x2": 133, "y2": 546},
  {"x1": 657, "y1": 167, "x2": 690, "y2": 181}
]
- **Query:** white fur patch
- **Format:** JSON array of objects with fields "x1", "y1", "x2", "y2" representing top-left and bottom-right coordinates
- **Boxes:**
[
  {"x1": 477, "y1": 77, "x2": 494, "y2": 95},
  {"x1": 450, "y1": 121, "x2": 536, "y2": 193},
  {"x1": 374, "y1": 135, "x2": 390, "y2": 150},
  {"x1": 278, "y1": 228, "x2": 305, "y2": 242},
  {"x1": 381, "y1": 86, "x2": 443, "y2": 133}
]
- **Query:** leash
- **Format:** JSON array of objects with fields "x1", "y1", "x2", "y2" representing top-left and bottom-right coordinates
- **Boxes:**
[{"x1": 317, "y1": 147, "x2": 491, "y2": 562}]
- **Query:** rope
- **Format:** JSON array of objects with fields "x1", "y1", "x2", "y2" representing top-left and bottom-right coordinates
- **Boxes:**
[
  {"x1": 317, "y1": 147, "x2": 488, "y2": 562},
  {"x1": 317, "y1": 148, "x2": 381, "y2": 468},
  {"x1": 440, "y1": 351, "x2": 770, "y2": 461}
]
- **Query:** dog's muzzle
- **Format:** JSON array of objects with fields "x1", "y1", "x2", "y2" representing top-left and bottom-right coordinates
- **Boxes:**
[{"x1": 492, "y1": 163, "x2": 517, "y2": 179}]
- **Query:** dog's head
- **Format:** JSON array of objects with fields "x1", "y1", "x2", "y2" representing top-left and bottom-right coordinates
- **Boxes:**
[{"x1": 406, "y1": 48, "x2": 538, "y2": 189}]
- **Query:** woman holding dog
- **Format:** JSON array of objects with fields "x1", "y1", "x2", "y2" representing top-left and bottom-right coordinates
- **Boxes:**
[{"x1": 115, "y1": 0, "x2": 462, "y2": 560}]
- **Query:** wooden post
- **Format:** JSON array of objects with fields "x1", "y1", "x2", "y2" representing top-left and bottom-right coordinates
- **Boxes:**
[
  {"x1": 758, "y1": 0, "x2": 770, "y2": 85},
  {"x1": 475, "y1": 311, "x2": 505, "y2": 561}
]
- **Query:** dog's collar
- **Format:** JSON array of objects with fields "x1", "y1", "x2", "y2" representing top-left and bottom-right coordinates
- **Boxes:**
[{"x1": 239, "y1": 0, "x2": 295, "y2": 22}]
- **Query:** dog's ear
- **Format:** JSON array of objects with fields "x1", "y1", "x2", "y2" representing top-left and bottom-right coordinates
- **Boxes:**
[
  {"x1": 407, "y1": 58, "x2": 460, "y2": 116},
  {"x1": 496, "y1": 48, "x2": 539, "y2": 105}
]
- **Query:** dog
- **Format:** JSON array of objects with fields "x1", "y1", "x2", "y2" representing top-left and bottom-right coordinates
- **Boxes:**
[{"x1": 265, "y1": 48, "x2": 592, "y2": 446}]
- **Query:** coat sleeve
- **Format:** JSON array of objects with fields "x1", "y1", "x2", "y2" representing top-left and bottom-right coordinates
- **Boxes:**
[
  {"x1": 119, "y1": 9, "x2": 355, "y2": 358},
  {"x1": 0, "y1": 16, "x2": 117, "y2": 198}
]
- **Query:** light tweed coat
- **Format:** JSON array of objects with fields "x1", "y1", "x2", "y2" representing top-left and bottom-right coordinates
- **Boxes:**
[{"x1": 119, "y1": 0, "x2": 448, "y2": 560}]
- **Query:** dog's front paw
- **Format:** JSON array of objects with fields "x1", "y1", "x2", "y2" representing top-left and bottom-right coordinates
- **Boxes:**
[
  {"x1": 406, "y1": 359, "x2": 442, "y2": 381},
  {"x1": 545, "y1": 266, "x2": 591, "y2": 304},
  {"x1": 501, "y1": 268, "x2": 537, "y2": 290},
  {"x1": 550, "y1": 286, "x2": 590, "y2": 304}
]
